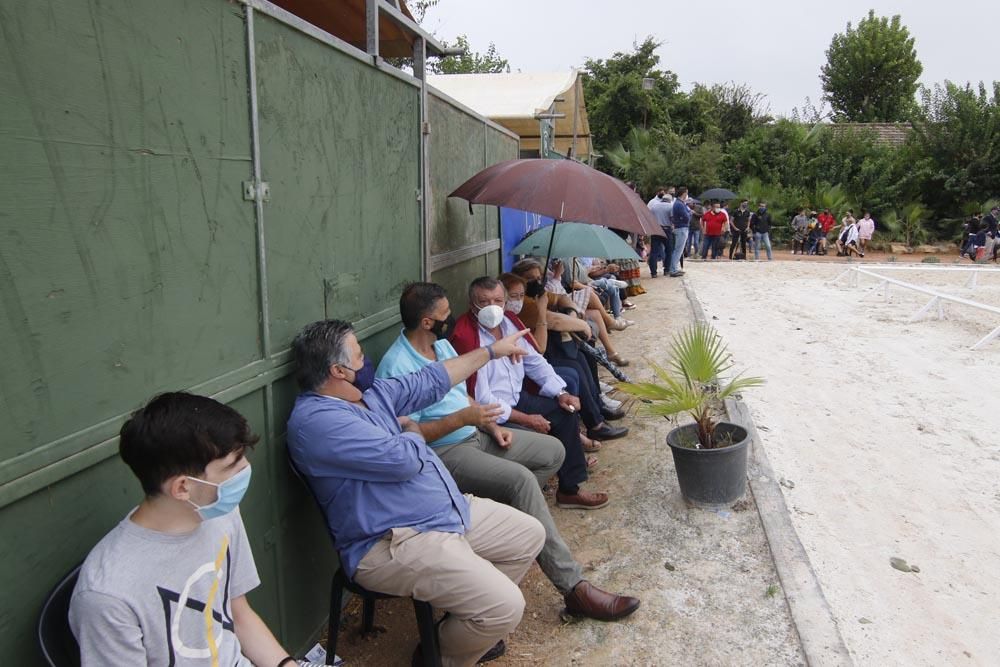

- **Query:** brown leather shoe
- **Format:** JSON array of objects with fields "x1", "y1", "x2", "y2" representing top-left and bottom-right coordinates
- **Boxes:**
[
  {"x1": 556, "y1": 489, "x2": 609, "y2": 510},
  {"x1": 564, "y1": 580, "x2": 641, "y2": 621}
]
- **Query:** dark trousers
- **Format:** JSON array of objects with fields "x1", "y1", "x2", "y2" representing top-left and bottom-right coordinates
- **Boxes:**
[
  {"x1": 647, "y1": 234, "x2": 668, "y2": 276},
  {"x1": 701, "y1": 234, "x2": 723, "y2": 259},
  {"x1": 729, "y1": 229, "x2": 748, "y2": 258},
  {"x1": 545, "y1": 338, "x2": 602, "y2": 426},
  {"x1": 551, "y1": 362, "x2": 602, "y2": 429},
  {"x1": 514, "y1": 392, "x2": 588, "y2": 494}
]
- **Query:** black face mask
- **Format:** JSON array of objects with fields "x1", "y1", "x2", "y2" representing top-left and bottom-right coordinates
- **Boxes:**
[
  {"x1": 525, "y1": 280, "x2": 545, "y2": 298},
  {"x1": 429, "y1": 314, "x2": 455, "y2": 340}
]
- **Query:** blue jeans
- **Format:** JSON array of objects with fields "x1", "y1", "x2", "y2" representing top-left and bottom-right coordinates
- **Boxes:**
[
  {"x1": 753, "y1": 232, "x2": 772, "y2": 260},
  {"x1": 648, "y1": 234, "x2": 668, "y2": 276},
  {"x1": 670, "y1": 227, "x2": 689, "y2": 274},
  {"x1": 686, "y1": 229, "x2": 701, "y2": 257},
  {"x1": 591, "y1": 277, "x2": 623, "y2": 317}
]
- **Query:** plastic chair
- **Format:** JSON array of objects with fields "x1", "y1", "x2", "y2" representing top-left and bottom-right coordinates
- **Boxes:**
[
  {"x1": 287, "y1": 456, "x2": 441, "y2": 666},
  {"x1": 37, "y1": 564, "x2": 82, "y2": 667},
  {"x1": 327, "y1": 568, "x2": 440, "y2": 667}
]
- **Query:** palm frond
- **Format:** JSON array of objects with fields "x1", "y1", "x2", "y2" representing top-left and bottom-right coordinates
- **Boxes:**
[
  {"x1": 668, "y1": 323, "x2": 733, "y2": 385},
  {"x1": 718, "y1": 373, "x2": 765, "y2": 399}
]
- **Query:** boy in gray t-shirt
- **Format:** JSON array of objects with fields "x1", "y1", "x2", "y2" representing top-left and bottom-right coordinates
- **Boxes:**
[{"x1": 69, "y1": 393, "x2": 299, "y2": 667}]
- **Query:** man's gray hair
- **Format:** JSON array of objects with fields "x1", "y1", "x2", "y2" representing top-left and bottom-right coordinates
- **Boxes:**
[
  {"x1": 468, "y1": 276, "x2": 502, "y2": 303},
  {"x1": 291, "y1": 320, "x2": 354, "y2": 391}
]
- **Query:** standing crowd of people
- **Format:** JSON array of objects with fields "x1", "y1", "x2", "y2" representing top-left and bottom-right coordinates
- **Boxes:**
[{"x1": 641, "y1": 184, "x2": 880, "y2": 265}]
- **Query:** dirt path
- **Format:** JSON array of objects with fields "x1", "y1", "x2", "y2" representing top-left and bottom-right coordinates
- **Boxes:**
[
  {"x1": 329, "y1": 273, "x2": 804, "y2": 666},
  {"x1": 686, "y1": 259, "x2": 1000, "y2": 666}
]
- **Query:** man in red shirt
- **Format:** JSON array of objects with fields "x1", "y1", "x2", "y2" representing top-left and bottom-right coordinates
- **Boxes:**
[
  {"x1": 700, "y1": 201, "x2": 728, "y2": 260},
  {"x1": 818, "y1": 209, "x2": 835, "y2": 234}
]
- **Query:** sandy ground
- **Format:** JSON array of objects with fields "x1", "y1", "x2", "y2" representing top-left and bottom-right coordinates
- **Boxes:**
[
  {"x1": 686, "y1": 254, "x2": 1000, "y2": 666},
  {"x1": 325, "y1": 273, "x2": 805, "y2": 666}
]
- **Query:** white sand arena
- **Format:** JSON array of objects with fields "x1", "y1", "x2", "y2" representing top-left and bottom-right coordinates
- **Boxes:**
[{"x1": 687, "y1": 260, "x2": 1000, "y2": 666}]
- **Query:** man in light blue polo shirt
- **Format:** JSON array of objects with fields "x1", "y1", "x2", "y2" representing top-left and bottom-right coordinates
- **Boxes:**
[{"x1": 376, "y1": 282, "x2": 641, "y2": 623}]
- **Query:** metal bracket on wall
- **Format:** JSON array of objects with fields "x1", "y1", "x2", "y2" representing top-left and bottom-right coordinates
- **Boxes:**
[{"x1": 242, "y1": 180, "x2": 271, "y2": 202}]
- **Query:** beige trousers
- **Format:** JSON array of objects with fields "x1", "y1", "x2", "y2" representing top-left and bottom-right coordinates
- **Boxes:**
[{"x1": 353, "y1": 496, "x2": 545, "y2": 667}]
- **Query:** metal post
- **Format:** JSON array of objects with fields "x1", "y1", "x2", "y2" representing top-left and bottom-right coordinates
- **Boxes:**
[
  {"x1": 244, "y1": 3, "x2": 285, "y2": 639},
  {"x1": 245, "y1": 5, "x2": 271, "y2": 357},
  {"x1": 413, "y1": 36, "x2": 430, "y2": 280},
  {"x1": 366, "y1": 0, "x2": 379, "y2": 60},
  {"x1": 570, "y1": 76, "x2": 579, "y2": 160}
]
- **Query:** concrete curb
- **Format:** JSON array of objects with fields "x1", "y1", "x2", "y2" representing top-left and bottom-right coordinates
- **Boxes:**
[{"x1": 680, "y1": 276, "x2": 853, "y2": 667}]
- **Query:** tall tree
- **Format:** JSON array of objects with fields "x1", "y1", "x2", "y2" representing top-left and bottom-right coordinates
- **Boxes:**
[
  {"x1": 820, "y1": 11, "x2": 923, "y2": 122},
  {"x1": 907, "y1": 81, "x2": 1000, "y2": 225},
  {"x1": 581, "y1": 37, "x2": 680, "y2": 154}
]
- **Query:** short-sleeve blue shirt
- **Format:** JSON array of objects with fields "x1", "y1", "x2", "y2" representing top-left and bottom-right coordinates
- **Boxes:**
[{"x1": 375, "y1": 332, "x2": 476, "y2": 447}]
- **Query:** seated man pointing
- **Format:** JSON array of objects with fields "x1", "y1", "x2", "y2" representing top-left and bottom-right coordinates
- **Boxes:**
[
  {"x1": 376, "y1": 282, "x2": 640, "y2": 622},
  {"x1": 286, "y1": 319, "x2": 544, "y2": 667}
]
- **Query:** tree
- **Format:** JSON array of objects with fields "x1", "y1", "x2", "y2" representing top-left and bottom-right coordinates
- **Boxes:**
[
  {"x1": 603, "y1": 128, "x2": 668, "y2": 196},
  {"x1": 820, "y1": 11, "x2": 922, "y2": 122},
  {"x1": 582, "y1": 37, "x2": 681, "y2": 154},
  {"x1": 907, "y1": 81, "x2": 1000, "y2": 225},
  {"x1": 429, "y1": 35, "x2": 510, "y2": 74}
]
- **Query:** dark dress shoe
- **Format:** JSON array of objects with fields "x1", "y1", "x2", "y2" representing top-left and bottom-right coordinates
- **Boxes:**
[
  {"x1": 600, "y1": 406, "x2": 626, "y2": 421},
  {"x1": 564, "y1": 580, "x2": 641, "y2": 621},
  {"x1": 587, "y1": 423, "x2": 629, "y2": 440},
  {"x1": 477, "y1": 639, "x2": 506, "y2": 663}
]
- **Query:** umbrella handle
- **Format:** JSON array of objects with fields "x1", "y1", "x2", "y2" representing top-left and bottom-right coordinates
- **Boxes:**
[{"x1": 543, "y1": 219, "x2": 560, "y2": 275}]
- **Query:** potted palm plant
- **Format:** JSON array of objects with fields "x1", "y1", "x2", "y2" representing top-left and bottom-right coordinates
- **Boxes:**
[{"x1": 620, "y1": 323, "x2": 763, "y2": 508}]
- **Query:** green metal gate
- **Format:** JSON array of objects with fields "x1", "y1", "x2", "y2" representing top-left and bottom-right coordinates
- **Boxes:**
[{"x1": 0, "y1": 0, "x2": 517, "y2": 661}]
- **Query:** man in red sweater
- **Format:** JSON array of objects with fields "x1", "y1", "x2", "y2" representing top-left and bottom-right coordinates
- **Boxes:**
[{"x1": 700, "y1": 201, "x2": 728, "y2": 260}]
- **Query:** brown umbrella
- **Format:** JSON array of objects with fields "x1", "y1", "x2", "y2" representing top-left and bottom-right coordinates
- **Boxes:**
[{"x1": 449, "y1": 159, "x2": 664, "y2": 238}]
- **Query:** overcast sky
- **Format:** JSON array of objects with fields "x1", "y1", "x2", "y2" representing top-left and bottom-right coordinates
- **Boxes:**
[{"x1": 421, "y1": 0, "x2": 999, "y2": 118}]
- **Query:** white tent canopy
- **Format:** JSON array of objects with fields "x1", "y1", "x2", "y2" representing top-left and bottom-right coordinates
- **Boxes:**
[{"x1": 428, "y1": 70, "x2": 592, "y2": 161}]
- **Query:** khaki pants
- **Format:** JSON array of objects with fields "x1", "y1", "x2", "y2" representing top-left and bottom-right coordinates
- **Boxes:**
[
  {"x1": 353, "y1": 496, "x2": 545, "y2": 667},
  {"x1": 436, "y1": 430, "x2": 584, "y2": 593}
]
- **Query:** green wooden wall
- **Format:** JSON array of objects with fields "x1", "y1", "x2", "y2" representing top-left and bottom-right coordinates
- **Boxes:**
[{"x1": 0, "y1": 0, "x2": 517, "y2": 662}]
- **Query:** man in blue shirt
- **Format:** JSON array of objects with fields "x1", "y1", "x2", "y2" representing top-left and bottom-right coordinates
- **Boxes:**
[
  {"x1": 286, "y1": 320, "x2": 545, "y2": 667},
  {"x1": 647, "y1": 187, "x2": 673, "y2": 278},
  {"x1": 669, "y1": 186, "x2": 693, "y2": 277},
  {"x1": 376, "y1": 283, "x2": 641, "y2": 623}
]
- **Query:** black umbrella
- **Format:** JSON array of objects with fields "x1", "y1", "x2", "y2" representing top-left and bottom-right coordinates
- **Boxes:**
[{"x1": 698, "y1": 188, "x2": 739, "y2": 201}]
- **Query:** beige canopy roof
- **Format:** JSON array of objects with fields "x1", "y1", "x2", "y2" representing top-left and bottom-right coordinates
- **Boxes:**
[{"x1": 428, "y1": 71, "x2": 592, "y2": 161}]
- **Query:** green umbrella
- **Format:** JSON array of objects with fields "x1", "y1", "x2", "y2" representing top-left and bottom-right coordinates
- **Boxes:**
[{"x1": 511, "y1": 222, "x2": 640, "y2": 260}]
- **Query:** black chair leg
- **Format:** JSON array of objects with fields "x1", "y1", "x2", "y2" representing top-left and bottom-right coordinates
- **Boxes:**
[
  {"x1": 412, "y1": 600, "x2": 442, "y2": 667},
  {"x1": 327, "y1": 572, "x2": 346, "y2": 666},
  {"x1": 361, "y1": 593, "x2": 376, "y2": 635}
]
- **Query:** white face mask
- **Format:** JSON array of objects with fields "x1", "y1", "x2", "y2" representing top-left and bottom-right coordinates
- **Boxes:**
[
  {"x1": 476, "y1": 304, "x2": 505, "y2": 329},
  {"x1": 506, "y1": 299, "x2": 524, "y2": 315}
]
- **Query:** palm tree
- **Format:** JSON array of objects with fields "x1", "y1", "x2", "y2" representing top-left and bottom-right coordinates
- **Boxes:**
[{"x1": 620, "y1": 323, "x2": 763, "y2": 448}]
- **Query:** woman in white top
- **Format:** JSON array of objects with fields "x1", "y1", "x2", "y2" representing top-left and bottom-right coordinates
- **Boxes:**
[
  {"x1": 837, "y1": 219, "x2": 864, "y2": 257},
  {"x1": 856, "y1": 212, "x2": 876, "y2": 253}
]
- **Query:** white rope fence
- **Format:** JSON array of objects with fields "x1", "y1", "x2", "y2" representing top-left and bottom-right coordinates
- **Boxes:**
[{"x1": 832, "y1": 265, "x2": 1000, "y2": 350}]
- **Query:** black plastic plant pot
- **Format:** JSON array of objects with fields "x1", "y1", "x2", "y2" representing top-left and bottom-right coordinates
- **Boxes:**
[{"x1": 665, "y1": 422, "x2": 750, "y2": 509}]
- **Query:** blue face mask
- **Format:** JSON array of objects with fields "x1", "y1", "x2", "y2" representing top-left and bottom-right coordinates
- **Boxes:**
[
  {"x1": 346, "y1": 357, "x2": 376, "y2": 393},
  {"x1": 187, "y1": 464, "x2": 252, "y2": 520}
]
